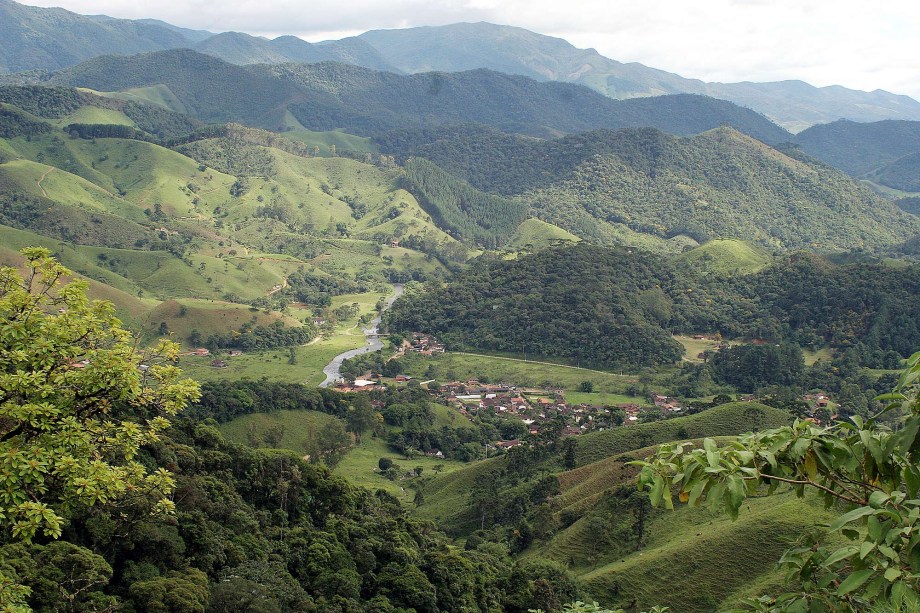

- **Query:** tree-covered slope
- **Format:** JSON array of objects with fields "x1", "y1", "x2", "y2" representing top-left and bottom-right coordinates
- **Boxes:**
[
  {"x1": 380, "y1": 125, "x2": 920, "y2": 251},
  {"x1": 40, "y1": 49, "x2": 790, "y2": 141},
  {"x1": 388, "y1": 244, "x2": 920, "y2": 369},
  {"x1": 794, "y1": 119, "x2": 920, "y2": 177}
]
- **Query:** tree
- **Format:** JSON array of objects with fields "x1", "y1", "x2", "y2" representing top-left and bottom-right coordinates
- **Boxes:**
[
  {"x1": 580, "y1": 381, "x2": 594, "y2": 393},
  {"x1": 634, "y1": 352, "x2": 920, "y2": 611},
  {"x1": 0, "y1": 248, "x2": 200, "y2": 543}
]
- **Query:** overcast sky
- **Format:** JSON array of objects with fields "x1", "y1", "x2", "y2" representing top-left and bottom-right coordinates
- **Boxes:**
[{"x1": 24, "y1": 0, "x2": 920, "y2": 100}]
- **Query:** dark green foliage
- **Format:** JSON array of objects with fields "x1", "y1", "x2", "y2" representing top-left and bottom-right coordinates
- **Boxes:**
[
  {"x1": 65, "y1": 122, "x2": 151, "y2": 141},
  {"x1": 403, "y1": 158, "x2": 528, "y2": 248},
  {"x1": 389, "y1": 244, "x2": 920, "y2": 370},
  {"x1": 43, "y1": 49, "x2": 788, "y2": 140},
  {"x1": 898, "y1": 197, "x2": 920, "y2": 216},
  {"x1": 2, "y1": 416, "x2": 575, "y2": 611},
  {"x1": 0, "y1": 105, "x2": 53, "y2": 138},
  {"x1": 190, "y1": 380, "x2": 349, "y2": 423},
  {"x1": 0, "y1": 85, "x2": 85, "y2": 118},
  {"x1": 868, "y1": 151, "x2": 920, "y2": 191},
  {"x1": 204, "y1": 320, "x2": 316, "y2": 351},
  {"x1": 710, "y1": 343, "x2": 805, "y2": 392},
  {"x1": 47, "y1": 50, "x2": 304, "y2": 128},
  {"x1": 386, "y1": 245, "x2": 686, "y2": 369},
  {"x1": 0, "y1": 85, "x2": 200, "y2": 140},
  {"x1": 794, "y1": 119, "x2": 920, "y2": 177}
]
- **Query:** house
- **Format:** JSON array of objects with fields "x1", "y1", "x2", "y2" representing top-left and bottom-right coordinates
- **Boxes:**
[
  {"x1": 495, "y1": 440, "x2": 522, "y2": 449},
  {"x1": 425, "y1": 449, "x2": 445, "y2": 458},
  {"x1": 192, "y1": 348, "x2": 210, "y2": 357},
  {"x1": 353, "y1": 379, "x2": 379, "y2": 388},
  {"x1": 210, "y1": 359, "x2": 228, "y2": 368},
  {"x1": 395, "y1": 375, "x2": 413, "y2": 383}
]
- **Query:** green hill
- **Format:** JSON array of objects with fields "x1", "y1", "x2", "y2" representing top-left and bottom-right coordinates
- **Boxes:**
[
  {"x1": 675, "y1": 239, "x2": 773, "y2": 275},
  {"x1": 794, "y1": 119, "x2": 920, "y2": 179},
  {"x1": 389, "y1": 243, "x2": 920, "y2": 369},
  {"x1": 380, "y1": 125, "x2": 919, "y2": 252}
]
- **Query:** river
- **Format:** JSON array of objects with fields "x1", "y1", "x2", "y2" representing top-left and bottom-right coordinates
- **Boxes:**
[{"x1": 318, "y1": 283, "x2": 404, "y2": 387}]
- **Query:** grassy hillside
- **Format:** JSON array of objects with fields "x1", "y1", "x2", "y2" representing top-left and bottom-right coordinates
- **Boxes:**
[
  {"x1": 675, "y1": 238, "x2": 773, "y2": 275},
  {"x1": 579, "y1": 491, "x2": 836, "y2": 611},
  {"x1": 414, "y1": 402, "x2": 790, "y2": 534},
  {"x1": 218, "y1": 409, "x2": 343, "y2": 458}
]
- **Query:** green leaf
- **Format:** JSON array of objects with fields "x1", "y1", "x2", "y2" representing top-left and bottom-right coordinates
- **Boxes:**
[
  {"x1": 822, "y1": 545, "x2": 859, "y2": 567},
  {"x1": 884, "y1": 567, "x2": 902, "y2": 582},
  {"x1": 836, "y1": 569, "x2": 874, "y2": 595},
  {"x1": 829, "y1": 506, "x2": 875, "y2": 532}
]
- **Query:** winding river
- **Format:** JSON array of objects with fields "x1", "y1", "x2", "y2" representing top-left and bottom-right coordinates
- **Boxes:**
[{"x1": 319, "y1": 283, "x2": 404, "y2": 387}]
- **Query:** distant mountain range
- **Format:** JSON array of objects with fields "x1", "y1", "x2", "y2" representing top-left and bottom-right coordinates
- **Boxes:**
[
  {"x1": 2, "y1": 0, "x2": 920, "y2": 131},
  {"x1": 38, "y1": 48, "x2": 792, "y2": 143}
]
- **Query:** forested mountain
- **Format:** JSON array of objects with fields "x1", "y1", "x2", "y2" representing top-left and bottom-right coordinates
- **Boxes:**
[
  {"x1": 356, "y1": 22, "x2": 920, "y2": 131},
  {"x1": 378, "y1": 125, "x2": 920, "y2": 251},
  {"x1": 387, "y1": 244, "x2": 920, "y2": 369},
  {"x1": 38, "y1": 49, "x2": 790, "y2": 141},
  {"x1": 193, "y1": 31, "x2": 399, "y2": 72},
  {"x1": 794, "y1": 119, "x2": 920, "y2": 177},
  {"x1": 0, "y1": 0, "x2": 199, "y2": 72}
]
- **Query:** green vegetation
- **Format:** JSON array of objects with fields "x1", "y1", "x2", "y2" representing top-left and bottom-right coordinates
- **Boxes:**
[
  {"x1": 390, "y1": 244, "x2": 920, "y2": 373},
  {"x1": 380, "y1": 125, "x2": 918, "y2": 252},
  {"x1": 635, "y1": 353, "x2": 920, "y2": 611},
  {"x1": 45, "y1": 49, "x2": 790, "y2": 141},
  {"x1": 403, "y1": 157, "x2": 528, "y2": 249},
  {"x1": 675, "y1": 238, "x2": 773, "y2": 275}
]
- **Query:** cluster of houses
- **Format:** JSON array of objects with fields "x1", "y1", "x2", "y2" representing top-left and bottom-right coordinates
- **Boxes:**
[
  {"x1": 433, "y1": 380, "x2": 610, "y2": 443},
  {"x1": 402, "y1": 333, "x2": 445, "y2": 356}
]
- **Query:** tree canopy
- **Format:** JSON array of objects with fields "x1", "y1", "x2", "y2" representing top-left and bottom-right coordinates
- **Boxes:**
[{"x1": 0, "y1": 248, "x2": 199, "y2": 544}]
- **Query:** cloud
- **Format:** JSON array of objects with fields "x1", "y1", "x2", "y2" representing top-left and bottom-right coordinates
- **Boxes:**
[{"x1": 22, "y1": 0, "x2": 920, "y2": 98}]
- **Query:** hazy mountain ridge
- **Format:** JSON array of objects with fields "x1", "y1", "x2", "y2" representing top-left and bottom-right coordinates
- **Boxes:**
[
  {"x1": 1, "y1": 2, "x2": 918, "y2": 131},
  {"x1": 39, "y1": 49, "x2": 791, "y2": 143},
  {"x1": 355, "y1": 22, "x2": 920, "y2": 131}
]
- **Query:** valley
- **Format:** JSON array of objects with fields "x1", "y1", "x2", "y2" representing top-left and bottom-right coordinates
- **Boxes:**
[{"x1": 1, "y1": 3, "x2": 920, "y2": 611}]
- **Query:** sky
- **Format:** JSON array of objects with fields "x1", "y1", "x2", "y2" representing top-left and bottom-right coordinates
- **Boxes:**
[{"x1": 23, "y1": 0, "x2": 920, "y2": 99}]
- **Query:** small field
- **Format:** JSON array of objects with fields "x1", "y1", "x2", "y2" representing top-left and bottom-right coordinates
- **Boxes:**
[
  {"x1": 398, "y1": 351, "x2": 637, "y2": 394},
  {"x1": 218, "y1": 409, "x2": 342, "y2": 458},
  {"x1": 334, "y1": 436, "x2": 468, "y2": 502}
]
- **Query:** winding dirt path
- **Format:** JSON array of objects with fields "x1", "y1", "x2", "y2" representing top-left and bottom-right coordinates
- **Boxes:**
[{"x1": 36, "y1": 167, "x2": 54, "y2": 197}]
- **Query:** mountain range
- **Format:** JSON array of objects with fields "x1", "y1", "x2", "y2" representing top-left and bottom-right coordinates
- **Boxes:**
[
  {"x1": 2, "y1": 0, "x2": 920, "y2": 131},
  {"x1": 36, "y1": 48, "x2": 792, "y2": 143}
]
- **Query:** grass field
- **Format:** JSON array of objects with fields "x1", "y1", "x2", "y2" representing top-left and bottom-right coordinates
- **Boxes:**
[
  {"x1": 218, "y1": 409, "x2": 342, "y2": 458},
  {"x1": 579, "y1": 491, "x2": 837, "y2": 611},
  {"x1": 675, "y1": 238, "x2": 773, "y2": 275},
  {"x1": 506, "y1": 218, "x2": 580, "y2": 252},
  {"x1": 398, "y1": 351, "x2": 637, "y2": 394}
]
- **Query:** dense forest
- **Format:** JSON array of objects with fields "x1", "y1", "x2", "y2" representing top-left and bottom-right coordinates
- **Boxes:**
[
  {"x1": 386, "y1": 244, "x2": 920, "y2": 370},
  {"x1": 402, "y1": 158, "x2": 528, "y2": 249},
  {"x1": 377, "y1": 125, "x2": 919, "y2": 251}
]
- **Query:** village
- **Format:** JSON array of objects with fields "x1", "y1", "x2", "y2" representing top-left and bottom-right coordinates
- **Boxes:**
[{"x1": 327, "y1": 332, "x2": 842, "y2": 450}]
